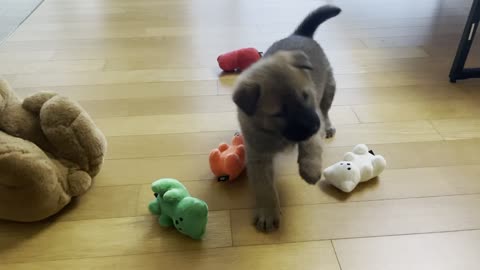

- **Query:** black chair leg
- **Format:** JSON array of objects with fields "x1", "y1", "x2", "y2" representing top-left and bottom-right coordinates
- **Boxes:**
[{"x1": 449, "y1": 0, "x2": 480, "y2": 83}]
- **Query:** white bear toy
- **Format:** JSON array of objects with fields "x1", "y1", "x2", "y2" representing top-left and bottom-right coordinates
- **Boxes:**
[{"x1": 323, "y1": 144, "x2": 386, "y2": 192}]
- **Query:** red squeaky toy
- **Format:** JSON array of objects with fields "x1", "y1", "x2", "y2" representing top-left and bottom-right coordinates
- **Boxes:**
[
  {"x1": 217, "y1": 48, "x2": 262, "y2": 72},
  {"x1": 209, "y1": 133, "x2": 246, "y2": 182}
]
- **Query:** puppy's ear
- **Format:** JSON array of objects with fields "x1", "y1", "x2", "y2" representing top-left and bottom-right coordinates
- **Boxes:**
[
  {"x1": 232, "y1": 81, "x2": 261, "y2": 116},
  {"x1": 289, "y1": 51, "x2": 313, "y2": 70}
]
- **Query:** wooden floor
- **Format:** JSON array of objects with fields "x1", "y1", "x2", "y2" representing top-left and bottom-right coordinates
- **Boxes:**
[{"x1": 1, "y1": 0, "x2": 480, "y2": 269}]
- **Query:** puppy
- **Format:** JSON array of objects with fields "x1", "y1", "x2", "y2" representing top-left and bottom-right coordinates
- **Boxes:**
[{"x1": 232, "y1": 5, "x2": 341, "y2": 232}]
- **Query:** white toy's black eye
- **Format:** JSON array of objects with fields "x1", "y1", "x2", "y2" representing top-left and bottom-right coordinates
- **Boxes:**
[{"x1": 347, "y1": 163, "x2": 350, "y2": 165}]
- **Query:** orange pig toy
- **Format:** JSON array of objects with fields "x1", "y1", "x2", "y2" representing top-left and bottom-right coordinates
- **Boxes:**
[{"x1": 209, "y1": 133, "x2": 246, "y2": 181}]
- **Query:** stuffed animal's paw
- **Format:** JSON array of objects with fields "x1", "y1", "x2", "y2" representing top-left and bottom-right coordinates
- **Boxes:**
[
  {"x1": 339, "y1": 180, "x2": 357, "y2": 193},
  {"x1": 66, "y1": 169, "x2": 92, "y2": 196},
  {"x1": 254, "y1": 207, "x2": 280, "y2": 233},
  {"x1": 299, "y1": 158, "x2": 322, "y2": 185},
  {"x1": 158, "y1": 214, "x2": 174, "y2": 227},
  {"x1": 39, "y1": 96, "x2": 106, "y2": 176},
  {"x1": 148, "y1": 201, "x2": 161, "y2": 215}
]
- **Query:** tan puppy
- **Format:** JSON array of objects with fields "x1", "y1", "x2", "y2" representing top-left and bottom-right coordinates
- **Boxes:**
[{"x1": 232, "y1": 5, "x2": 341, "y2": 232}]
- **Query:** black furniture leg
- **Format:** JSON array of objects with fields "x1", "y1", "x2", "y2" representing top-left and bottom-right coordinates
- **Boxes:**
[{"x1": 449, "y1": 0, "x2": 480, "y2": 83}]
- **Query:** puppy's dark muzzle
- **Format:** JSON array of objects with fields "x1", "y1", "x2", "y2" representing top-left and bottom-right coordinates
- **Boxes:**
[{"x1": 283, "y1": 108, "x2": 320, "y2": 142}]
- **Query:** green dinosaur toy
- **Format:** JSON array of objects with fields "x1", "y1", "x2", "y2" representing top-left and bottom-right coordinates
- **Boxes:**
[{"x1": 148, "y1": 178, "x2": 208, "y2": 240}]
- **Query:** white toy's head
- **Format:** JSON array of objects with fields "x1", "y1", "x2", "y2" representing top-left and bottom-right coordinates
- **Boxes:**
[{"x1": 323, "y1": 161, "x2": 361, "y2": 192}]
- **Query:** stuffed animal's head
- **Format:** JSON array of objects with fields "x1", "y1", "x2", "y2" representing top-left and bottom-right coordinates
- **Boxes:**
[
  {"x1": 173, "y1": 197, "x2": 208, "y2": 240},
  {"x1": 323, "y1": 161, "x2": 361, "y2": 192}
]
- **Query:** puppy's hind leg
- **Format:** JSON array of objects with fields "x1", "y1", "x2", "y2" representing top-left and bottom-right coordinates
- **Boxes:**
[
  {"x1": 246, "y1": 152, "x2": 281, "y2": 233},
  {"x1": 320, "y1": 74, "x2": 336, "y2": 138}
]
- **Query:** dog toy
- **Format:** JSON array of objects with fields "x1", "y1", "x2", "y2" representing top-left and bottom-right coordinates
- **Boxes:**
[
  {"x1": 217, "y1": 48, "x2": 262, "y2": 72},
  {"x1": 0, "y1": 79, "x2": 107, "y2": 222},
  {"x1": 148, "y1": 178, "x2": 208, "y2": 240},
  {"x1": 323, "y1": 144, "x2": 386, "y2": 193},
  {"x1": 209, "y1": 132, "x2": 246, "y2": 181}
]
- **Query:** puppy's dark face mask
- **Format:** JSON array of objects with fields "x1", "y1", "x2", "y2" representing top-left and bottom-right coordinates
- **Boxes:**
[
  {"x1": 277, "y1": 96, "x2": 320, "y2": 142},
  {"x1": 233, "y1": 50, "x2": 320, "y2": 142}
]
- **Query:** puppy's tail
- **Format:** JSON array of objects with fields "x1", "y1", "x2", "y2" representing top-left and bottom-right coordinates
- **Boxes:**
[{"x1": 293, "y1": 5, "x2": 341, "y2": 38}]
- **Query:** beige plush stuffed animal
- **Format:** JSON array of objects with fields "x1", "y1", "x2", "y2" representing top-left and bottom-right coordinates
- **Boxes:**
[{"x1": 0, "y1": 79, "x2": 107, "y2": 222}]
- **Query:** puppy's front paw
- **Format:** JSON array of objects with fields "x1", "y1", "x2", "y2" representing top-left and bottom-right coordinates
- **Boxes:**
[
  {"x1": 254, "y1": 207, "x2": 280, "y2": 233},
  {"x1": 325, "y1": 126, "x2": 336, "y2": 138},
  {"x1": 299, "y1": 158, "x2": 322, "y2": 184}
]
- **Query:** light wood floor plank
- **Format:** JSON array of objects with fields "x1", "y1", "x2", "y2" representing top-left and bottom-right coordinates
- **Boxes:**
[
  {"x1": 432, "y1": 119, "x2": 480, "y2": 140},
  {"x1": 7, "y1": 26, "x2": 264, "y2": 41},
  {"x1": 328, "y1": 120, "x2": 442, "y2": 147},
  {"x1": 95, "y1": 112, "x2": 239, "y2": 136},
  {"x1": 0, "y1": 60, "x2": 105, "y2": 75},
  {"x1": 256, "y1": 26, "x2": 462, "y2": 44},
  {"x1": 333, "y1": 85, "x2": 471, "y2": 106},
  {"x1": 15, "y1": 81, "x2": 218, "y2": 100},
  {"x1": 0, "y1": 51, "x2": 54, "y2": 61},
  {"x1": 331, "y1": 58, "x2": 453, "y2": 74},
  {"x1": 0, "y1": 241, "x2": 340, "y2": 270},
  {"x1": 10, "y1": 69, "x2": 219, "y2": 88},
  {"x1": 0, "y1": 212, "x2": 231, "y2": 264},
  {"x1": 362, "y1": 33, "x2": 461, "y2": 48},
  {"x1": 334, "y1": 70, "x2": 456, "y2": 89},
  {"x1": 76, "y1": 95, "x2": 232, "y2": 118},
  {"x1": 333, "y1": 230, "x2": 480, "y2": 270},
  {"x1": 57, "y1": 185, "x2": 141, "y2": 222},
  {"x1": 96, "y1": 155, "x2": 213, "y2": 186},
  {"x1": 230, "y1": 195, "x2": 480, "y2": 246},
  {"x1": 352, "y1": 100, "x2": 480, "y2": 123},
  {"x1": 105, "y1": 131, "x2": 235, "y2": 159}
]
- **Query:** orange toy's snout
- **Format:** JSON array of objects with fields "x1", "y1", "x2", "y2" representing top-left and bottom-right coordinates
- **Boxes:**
[{"x1": 209, "y1": 133, "x2": 246, "y2": 181}]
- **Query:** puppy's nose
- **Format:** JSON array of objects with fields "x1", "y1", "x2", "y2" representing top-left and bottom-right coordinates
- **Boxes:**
[
  {"x1": 309, "y1": 115, "x2": 320, "y2": 133},
  {"x1": 283, "y1": 108, "x2": 321, "y2": 142},
  {"x1": 302, "y1": 110, "x2": 320, "y2": 134}
]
